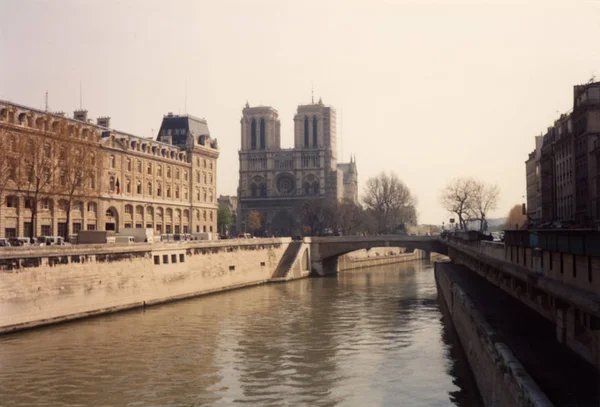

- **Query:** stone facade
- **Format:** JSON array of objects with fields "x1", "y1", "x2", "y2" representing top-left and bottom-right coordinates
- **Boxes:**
[
  {"x1": 0, "y1": 101, "x2": 219, "y2": 239},
  {"x1": 237, "y1": 99, "x2": 358, "y2": 236}
]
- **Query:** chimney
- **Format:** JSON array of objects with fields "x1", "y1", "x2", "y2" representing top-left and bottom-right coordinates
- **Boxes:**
[
  {"x1": 73, "y1": 109, "x2": 88, "y2": 122},
  {"x1": 97, "y1": 116, "x2": 111, "y2": 128}
]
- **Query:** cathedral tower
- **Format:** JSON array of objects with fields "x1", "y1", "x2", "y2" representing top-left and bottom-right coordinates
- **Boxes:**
[{"x1": 240, "y1": 103, "x2": 280, "y2": 151}]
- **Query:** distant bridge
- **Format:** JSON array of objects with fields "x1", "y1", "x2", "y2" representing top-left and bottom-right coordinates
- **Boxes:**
[{"x1": 307, "y1": 235, "x2": 448, "y2": 275}]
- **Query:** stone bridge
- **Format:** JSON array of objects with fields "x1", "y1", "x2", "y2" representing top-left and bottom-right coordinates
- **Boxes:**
[{"x1": 307, "y1": 235, "x2": 448, "y2": 275}]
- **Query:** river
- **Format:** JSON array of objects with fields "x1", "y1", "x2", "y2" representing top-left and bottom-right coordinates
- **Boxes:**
[{"x1": 0, "y1": 260, "x2": 482, "y2": 406}]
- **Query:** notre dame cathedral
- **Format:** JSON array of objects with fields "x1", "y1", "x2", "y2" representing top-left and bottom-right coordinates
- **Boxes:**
[{"x1": 237, "y1": 98, "x2": 358, "y2": 236}]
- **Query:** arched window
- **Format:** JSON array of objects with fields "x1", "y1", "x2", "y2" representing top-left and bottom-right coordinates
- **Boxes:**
[
  {"x1": 251, "y1": 118, "x2": 257, "y2": 150},
  {"x1": 203, "y1": 211, "x2": 207, "y2": 221},
  {"x1": 148, "y1": 182, "x2": 153, "y2": 195},
  {"x1": 203, "y1": 190, "x2": 207, "y2": 201},
  {"x1": 210, "y1": 211, "x2": 213, "y2": 221},
  {"x1": 203, "y1": 159, "x2": 207, "y2": 169},
  {"x1": 251, "y1": 184, "x2": 257, "y2": 197},
  {"x1": 157, "y1": 183, "x2": 162, "y2": 197},
  {"x1": 87, "y1": 202, "x2": 97, "y2": 213},
  {"x1": 184, "y1": 188, "x2": 188, "y2": 200},
  {"x1": 126, "y1": 178, "x2": 131, "y2": 193},
  {"x1": 196, "y1": 210, "x2": 200, "y2": 221},
  {"x1": 147, "y1": 163, "x2": 152, "y2": 175},
  {"x1": 175, "y1": 186, "x2": 180, "y2": 199},
  {"x1": 125, "y1": 205, "x2": 133, "y2": 214},
  {"x1": 313, "y1": 116, "x2": 318, "y2": 147},
  {"x1": 304, "y1": 116, "x2": 309, "y2": 147},
  {"x1": 260, "y1": 118, "x2": 266, "y2": 149},
  {"x1": 175, "y1": 168, "x2": 180, "y2": 179},
  {"x1": 127, "y1": 158, "x2": 132, "y2": 171},
  {"x1": 137, "y1": 160, "x2": 142, "y2": 173},
  {"x1": 260, "y1": 184, "x2": 267, "y2": 197},
  {"x1": 109, "y1": 176, "x2": 115, "y2": 192},
  {"x1": 137, "y1": 181, "x2": 142, "y2": 194},
  {"x1": 184, "y1": 171, "x2": 188, "y2": 181},
  {"x1": 157, "y1": 165, "x2": 162, "y2": 177},
  {"x1": 313, "y1": 181, "x2": 319, "y2": 195},
  {"x1": 167, "y1": 167, "x2": 171, "y2": 178},
  {"x1": 167, "y1": 186, "x2": 171, "y2": 198},
  {"x1": 147, "y1": 206, "x2": 153, "y2": 216},
  {"x1": 203, "y1": 173, "x2": 207, "y2": 184},
  {"x1": 196, "y1": 189, "x2": 200, "y2": 200},
  {"x1": 110, "y1": 155, "x2": 115, "y2": 169}
]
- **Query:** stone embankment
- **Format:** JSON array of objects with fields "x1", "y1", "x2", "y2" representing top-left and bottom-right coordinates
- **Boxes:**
[
  {"x1": 0, "y1": 238, "x2": 310, "y2": 334},
  {"x1": 338, "y1": 248, "x2": 437, "y2": 271}
]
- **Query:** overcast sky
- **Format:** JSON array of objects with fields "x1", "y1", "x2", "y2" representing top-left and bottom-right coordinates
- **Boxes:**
[{"x1": 2, "y1": 0, "x2": 600, "y2": 224}]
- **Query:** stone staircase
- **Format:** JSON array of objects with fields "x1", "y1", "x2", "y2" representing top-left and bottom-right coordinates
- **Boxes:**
[{"x1": 271, "y1": 241, "x2": 302, "y2": 279}]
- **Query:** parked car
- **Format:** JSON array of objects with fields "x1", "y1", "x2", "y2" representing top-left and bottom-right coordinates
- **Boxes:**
[
  {"x1": 37, "y1": 236, "x2": 65, "y2": 246},
  {"x1": 0, "y1": 238, "x2": 11, "y2": 247}
]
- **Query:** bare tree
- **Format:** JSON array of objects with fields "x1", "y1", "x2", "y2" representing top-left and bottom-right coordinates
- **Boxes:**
[
  {"x1": 336, "y1": 199, "x2": 363, "y2": 236},
  {"x1": 0, "y1": 128, "x2": 21, "y2": 205},
  {"x1": 363, "y1": 172, "x2": 416, "y2": 234},
  {"x1": 17, "y1": 134, "x2": 61, "y2": 238},
  {"x1": 300, "y1": 198, "x2": 337, "y2": 236},
  {"x1": 471, "y1": 181, "x2": 500, "y2": 232},
  {"x1": 59, "y1": 137, "x2": 100, "y2": 240},
  {"x1": 440, "y1": 178, "x2": 477, "y2": 230}
]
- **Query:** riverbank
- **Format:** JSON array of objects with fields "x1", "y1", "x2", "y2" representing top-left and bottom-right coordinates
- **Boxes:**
[
  {"x1": 436, "y1": 261, "x2": 599, "y2": 406},
  {"x1": 0, "y1": 238, "x2": 311, "y2": 334}
]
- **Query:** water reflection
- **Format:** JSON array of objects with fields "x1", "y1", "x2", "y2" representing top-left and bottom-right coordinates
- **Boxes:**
[{"x1": 0, "y1": 261, "x2": 482, "y2": 406}]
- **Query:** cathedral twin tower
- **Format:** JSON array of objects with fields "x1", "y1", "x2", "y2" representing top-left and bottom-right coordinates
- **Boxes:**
[{"x1": 238, "y1": 98, "x2": 357, "y2": 236}]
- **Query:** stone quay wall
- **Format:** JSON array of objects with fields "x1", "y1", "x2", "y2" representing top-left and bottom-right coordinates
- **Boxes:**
[
  {"x1": 0, "y1": 238, "x2": 291, "y2": 334},
  {"x1": 435, "y1": 262, "x2": 553, "y2": 407},
  {"x1": 337, "y1": 249, "x2": 431, "y2": 271}
]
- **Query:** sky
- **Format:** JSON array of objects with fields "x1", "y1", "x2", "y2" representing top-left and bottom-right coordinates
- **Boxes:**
[{"x1": 2, "y1": 0, "x2": 600, "y2": 224}]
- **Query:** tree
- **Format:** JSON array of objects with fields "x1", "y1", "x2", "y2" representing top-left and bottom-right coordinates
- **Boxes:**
[
  {"x1": 247, "y1": 210, "x2": 261, "y2": 233},
  {"x1": 300, "y1": 198, "x2": 337, "y2": 236},
  {"x1": 217, "y1": 206, "x2": 232, "y2": 235},
  {"x1": 17, "y1": 134, "x2": 60, "y2": 238},
  {"x1": 504, "y1": 205, "x2": 527, "y2": 230},
  {"x1": 59, "y1": 134, "x2": 100, "y2": 241},
  {"x1": 440, "y1": 178, "x2": 477, "y2": 230},
  {"x1": 336, "y1": 199, "x2": 364, "y2": 236},
  {"x1": 471, "y1": 181, "x2": 500, "y2": 233},
  {"x1": 363, "y1": 171, "x2": 417, "y2": 234}
]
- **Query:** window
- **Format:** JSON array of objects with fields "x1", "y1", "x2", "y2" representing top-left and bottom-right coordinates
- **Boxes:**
[
  {"x1": 157, "y1": 183, "x2": 162, "y2": 197},
  {"x1": 5, "y1": 228, "x2": 16, "y2": 238},
  {"x1": 204, "y1": 173, "x2": 207, "y2": 184},
  {"x1": 110, "y1": 155, "x2": 116, "y2": 168},
  {"x1": 90, "y1": 174, "x2": 96, "y2": 189},
  {"x1": 260, "y1": 118, "x2": 266, "y2": 149},
  {"x1": 136, "y1": 205, "x2": 143, "y2": 215},
  {"x1": 137, "y1": 160, "x2": 142, "y2": 173},
  {"x1": 126, "y1": 179, "x2": 131, "y2": 193},
  {"x1": 167, "y1": 186, "x2": 171, "y2": 198},
  {"x1": 41, "y1": 225, "x2": 52, "y2": 236},
  {"x1": 251, "y1": 118, "x2": 257, "y2": 150},
  {"x1": 175, "y1": 168, "x2": 180, "y2": 179},
  {"x1": 127, "y1": 158, "x2": 132, "y2": 171},
  {"x1": 196, "y1": 189, "x2": 200, "y2": 200},
  {"x1": 87, "y1": 223, "x2": 96, "y2": 231},
  {"x1": 171, "y1": 254, "x2": 177, "y2": 263},
  {"x1": 196, "y1": 171, "x2": 200, "y2": 183},
  {"x1": 124, "y1": 223, "x2": 132, "y2": 229},
  {"x1": 163, "y1": 255, "x2": 168, "y2": 264},
  {"x1": 203, "y1": 159, "x2": 207, "y2": 168},
  {"x1": 209, "y1": 174, "x2": 213, "y2": 184},
  {"x1": 6, "y1": 196, "x2": 17, "y2": 208},
  {"x1": 73, "y1": 223, "x2": 82, "y2": 234},
  {"x1": 179, "y1": 254, "x2": 185, "y2": 263},
  {"x1": 251, "y1": 184, "x2": 257, "y2": 197},
  {"x1": 147, "y1": 163, "x2": 152, "y2": 175},
  {"x1": 125, "y1": 205, "x2": 133, "y2": 214},
  {"x1": 184, "y1": 188, "x2": 188, "y2": 200},
  {"x1": 209, "y1": 161, "x2": 213, "y2": 170},
  {"x1": 175, "y1": 186, "x2": 180, "y2": 199},
  {"x1": 137, "y1": 181, "x2": 142, "y2": 194},
  {"x1": 203, "y1": 190, "x2": 207, "y2": 201},
  {"x1": 109, "y1": 176, "x2": 115, "y2": 192},
  {"x1": 210, "y1": 226, "x2": 213, "y2": 232},
  {"x1": 167, "y1": 167, "x2": 171, "y2": 178},
  {"x1": 25, "y1": 198, "x2": 32, "y2": 209},
  {"x1": 203, "y1": 211, "x2": 207, "y2": 221},
  {"x1": 88, "y1": 202, "x2": 97, "y2": 213},
  {"x1": 154, "y1": 256, "x2": 160, "y2": 265},
  {"x1": 41, "y1": 198, "x2": 50, "y2": 210},
  {"x1": 304, "y1": 116, "x2": 309, "y2": 147},
  {"x1": 44, "y1": 142, "x2": 52, "y2": 158},
  {"x1": 175, "y1": 225, "x2": 180, "y2": 234},
  {"x1": 209, "y1": 190, "x2": 213, "y2": 202},
  {"x1": 148, "y1": 182, "x2": 153, "y2": 195},
  {"x1": 210, "y1": 211, "x2": 213, "y2": 221},
  {"x1": 313, "y1": 116, "x2": 318, "y2": 147},
  {"x1": 184, "y1": 171, "x2": 188, "y2": 181},
  {"x1": 157, "y1": 165, "x2": 162, "y2": 177}
]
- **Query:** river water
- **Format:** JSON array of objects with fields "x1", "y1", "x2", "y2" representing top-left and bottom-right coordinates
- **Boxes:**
[{"x1": 0, "y1": 261, "x2": 482, "y2": 406}]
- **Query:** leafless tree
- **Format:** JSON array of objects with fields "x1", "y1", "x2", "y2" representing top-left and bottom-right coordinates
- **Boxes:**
[
  {"x1": 300, "y1": 198, "x2": 337, "y2": 235},
  {"x1": 440, "y1": 178, "x2": 477, "y2": 230},
  {"x1": 58, "y1": 136, "x2": 100, "y2": 240},
  {"x1": 471, "y1": 181, "x2": 500, "y2": 232},
  {"x1": 363, "y1": 172, "x2": 417, "y2": 234},
  {"x1": 336, "y1": 199, "x2": 363, "y2": 236},
  {"x1": 16, "y1": 134, "x2": 61, "y2": 238}
]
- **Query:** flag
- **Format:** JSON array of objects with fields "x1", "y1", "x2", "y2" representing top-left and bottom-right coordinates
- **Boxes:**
[{"x1": 116, "y1": 178, "x2": 120, "y2": 194}]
